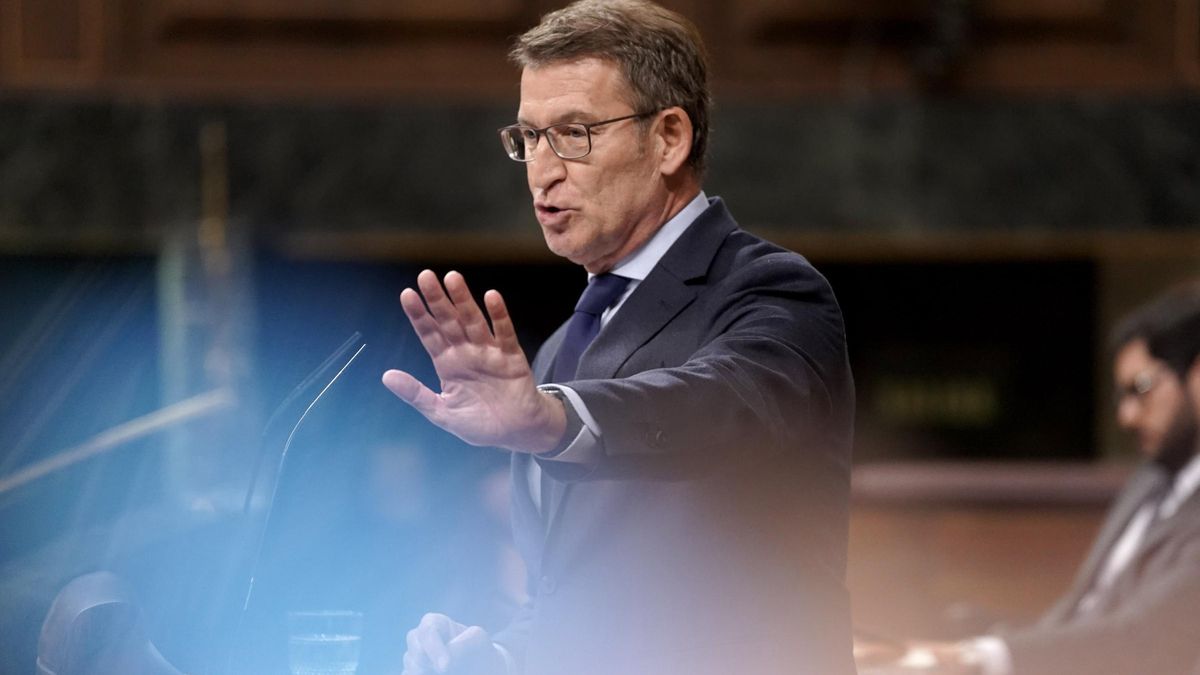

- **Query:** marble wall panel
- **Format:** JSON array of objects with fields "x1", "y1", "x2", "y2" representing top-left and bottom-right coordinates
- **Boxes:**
[{"x1": 0, "y1": 94, "x2": 1197, "y2": 251}]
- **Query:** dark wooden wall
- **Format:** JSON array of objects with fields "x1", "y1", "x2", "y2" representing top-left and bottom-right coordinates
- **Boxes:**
[{"x1": 3, "y1": 0, "x2": 1198, "y2": 99}]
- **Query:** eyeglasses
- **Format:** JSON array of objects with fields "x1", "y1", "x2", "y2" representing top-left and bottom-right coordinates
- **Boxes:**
[
  {"x1": 498, "y1": 110, "x2": 659, "y2": 162},
  {"x1": 1114, "y1": 367, "x2": 1163, "y2": 409}
]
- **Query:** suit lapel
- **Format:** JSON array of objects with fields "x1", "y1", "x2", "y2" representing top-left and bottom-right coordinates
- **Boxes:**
[
  {"x1": 576, "y1": 198, "x2": 736, "y2": 382},
  {"x1": 1135, "y1": 475, "x2": 1200, "y2": 560},
  {"x1": 1053, "y1": 465, "x2": 1169, "y2": 620},
  {"x1": 1083, "y1": 471, "x2": 1200, "y2": 616},
  {"x1": 536, "y1": 327, "x2": 566, "y2": 385},
  {"x1": 577, "y1": 274, "x2": 695, "y2": 380}
]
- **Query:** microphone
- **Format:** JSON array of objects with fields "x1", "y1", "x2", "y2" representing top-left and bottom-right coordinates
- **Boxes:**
[
  {"x1": 223, "y1": 333, "x2": 367, "y2": 674},
  {"x1": 241, "y1": 332, "x2": 366, "y2": 515}
]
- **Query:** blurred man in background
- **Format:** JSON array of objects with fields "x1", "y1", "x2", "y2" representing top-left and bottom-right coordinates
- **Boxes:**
[{"x1": 878, "y1": 278, "x2": 1200, "y2": 675}]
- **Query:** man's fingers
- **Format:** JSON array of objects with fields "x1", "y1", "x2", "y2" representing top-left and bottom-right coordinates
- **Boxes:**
[
  {"x1": 405, "y1": 638, "x2": 434, "y2": 672},
  {"x1": 411, "y1": 614, "x2": 458, "y2": 672},
  {"x1": 447, "y1": 626, "x2": 502, "y2": 674},
  {"x1": 444, "y1": 271, "x2": 493, "y2": 344},
  {"x1": 485, "y1": 290, "x2": 522, "y2": 355},
  {"x1": 417, "y1": 269, "x2": 468, "y2": 345},
  {"x1": 400, "y1": 288, "x2": 451, "y2": 356},
  {"x1": 403, "y1": 629, "x2": 435, "y2": 675},
  {"x1": 447, "y1": 625, "x2": 489, "y2": 648}
]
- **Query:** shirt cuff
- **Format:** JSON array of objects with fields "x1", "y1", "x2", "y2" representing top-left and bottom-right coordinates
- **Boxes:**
[
  {"x1": 536, "y1": 384, "x2": 601, "y2": 464},
  {"x1": 961, "y1": 636, "x2": 1013, "y2": 675}
]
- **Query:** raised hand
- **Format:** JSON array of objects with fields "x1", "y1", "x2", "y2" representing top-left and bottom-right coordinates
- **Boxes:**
[{"x1": 382, "y1": 270, "x2": 565, "y2": 454}]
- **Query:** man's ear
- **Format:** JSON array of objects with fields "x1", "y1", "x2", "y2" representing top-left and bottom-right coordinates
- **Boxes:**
[{"x1": 655, "y1": 107, "x2": 694, "y2": 176}]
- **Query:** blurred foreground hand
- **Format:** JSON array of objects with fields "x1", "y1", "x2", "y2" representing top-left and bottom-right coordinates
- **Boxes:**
[{"x1": 402, "y1": 613, "x2": 506, "y2": 675}]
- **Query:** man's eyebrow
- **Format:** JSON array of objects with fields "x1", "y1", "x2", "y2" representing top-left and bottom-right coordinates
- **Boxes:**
[{"x1": 516, "y1": 109, "x2": 596, "y2": 127}]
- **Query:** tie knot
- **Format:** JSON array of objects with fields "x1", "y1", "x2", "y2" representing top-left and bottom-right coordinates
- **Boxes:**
[{"x1": 575, "y1": 274, "x2": 632, "y2": 316}]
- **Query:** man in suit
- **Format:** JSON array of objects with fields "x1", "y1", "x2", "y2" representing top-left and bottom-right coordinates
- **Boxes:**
[
  {"x1": 884, "y1": 279, "x2": 1200, "y2": 675},
  {"x1": 380, "y1": 1, "x2": 856, "y2": 674}
]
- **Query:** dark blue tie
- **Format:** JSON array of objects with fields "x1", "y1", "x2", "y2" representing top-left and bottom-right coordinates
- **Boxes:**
[{"x1": 551, "y1": 274, "x2": 632, "y2": 383}]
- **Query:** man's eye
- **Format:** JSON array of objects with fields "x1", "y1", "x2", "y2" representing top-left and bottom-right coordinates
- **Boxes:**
[
  {"x1": 521, "y1": 129, "x2": 538, "y2": 141},
  {"x1": 565, "y1": 127, "x2": 588, "y2": 139}
]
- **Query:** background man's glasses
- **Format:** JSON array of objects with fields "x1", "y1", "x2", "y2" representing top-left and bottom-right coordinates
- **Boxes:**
[
  {"x1": 1114, "y1": 367, "x2": 1164, "y2": 409},
  {"x1": 498, "y1": 110, "x2": 658, "y2": 162}
]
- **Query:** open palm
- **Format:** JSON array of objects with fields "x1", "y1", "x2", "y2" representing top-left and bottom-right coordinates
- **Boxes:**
[{"x1": 382, "y1": 269, "x2": 564, "y2": 453}]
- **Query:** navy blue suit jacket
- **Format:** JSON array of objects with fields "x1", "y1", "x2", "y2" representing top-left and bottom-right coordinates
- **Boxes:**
[{"x1": 495, "y1": 198, "x2": 856, "y2": 675}]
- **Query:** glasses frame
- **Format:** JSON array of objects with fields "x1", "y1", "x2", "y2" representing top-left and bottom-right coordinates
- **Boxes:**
[
  {"x1": 1114, "y1": 366, "x2": 1164, "y2": 410},
  {"x1": 498, "y1": 110, "x2": 660, "y2": 162}
]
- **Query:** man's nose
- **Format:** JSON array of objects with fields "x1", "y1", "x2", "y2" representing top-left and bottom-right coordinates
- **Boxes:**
[
  {"x1": 1116, "y1": 397, "x2": 1139, "y2": 430},
  {"x1": 527, "y1": 138, "x2": 567, "y2": 191}
]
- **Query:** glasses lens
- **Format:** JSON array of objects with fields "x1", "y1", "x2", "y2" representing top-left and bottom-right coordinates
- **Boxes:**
[
  {"x1": 500, "y1": 127, "x2": 534, "y2": 161},
  {"x1": 1133, "y1": 370, "x2": 1157, "y2": 396},
  {"x1": 1114, "y1": 370, "x2": 1159, "y2": 408},
  {"x1": 546, "y1": 124, "x2": 590, "y2": 159}
]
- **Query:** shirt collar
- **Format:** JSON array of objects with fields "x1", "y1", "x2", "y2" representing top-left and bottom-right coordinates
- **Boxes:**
[{"x1": 588, "y1": 191, "x2": 709, "y2": 283}]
